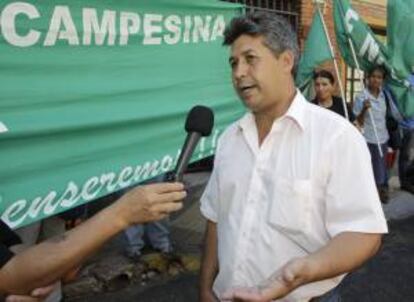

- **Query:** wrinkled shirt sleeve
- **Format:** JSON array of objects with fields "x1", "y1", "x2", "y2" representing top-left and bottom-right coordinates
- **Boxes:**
[
  {"x1": 200, "y1": 144, "x2": 222, "y2": 223},
  {"x1": 324, "y1": 126, "x2": 388, "y2": 237}
]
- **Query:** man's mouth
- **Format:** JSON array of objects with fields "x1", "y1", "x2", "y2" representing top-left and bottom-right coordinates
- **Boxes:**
[{"x1": 239, "y1": 84, "x2": 256, "y2": 94}]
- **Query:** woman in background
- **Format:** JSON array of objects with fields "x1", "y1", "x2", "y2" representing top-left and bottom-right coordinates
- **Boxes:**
[{"x1": 312, "y1": 69, "x2": 355, "y2": 121}]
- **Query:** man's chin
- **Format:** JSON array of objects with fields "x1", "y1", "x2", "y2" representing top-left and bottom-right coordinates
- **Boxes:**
[{"x1": 240, "y1": 97, "x2": 259, "y2": 111}]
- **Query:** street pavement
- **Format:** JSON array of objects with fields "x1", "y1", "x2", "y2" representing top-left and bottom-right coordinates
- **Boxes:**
[{"x1": 66, "y1": 173, "x2": 414, "y2": 302}]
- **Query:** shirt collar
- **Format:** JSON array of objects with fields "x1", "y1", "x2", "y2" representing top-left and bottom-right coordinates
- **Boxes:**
[
  {"x1": 238, "y1": 89, "x2": 308, "y2": 132},
  {"x1": 283, "y1": 89, "x2": 307, "y2": 131},
  {"x1": 365, "y1": 88, "x2": 385, "y2": 100}
]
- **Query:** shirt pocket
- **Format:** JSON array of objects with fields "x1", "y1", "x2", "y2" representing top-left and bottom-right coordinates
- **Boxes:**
[{"x1": 267, "y1": 178, "x2": 312, "y2": 235}]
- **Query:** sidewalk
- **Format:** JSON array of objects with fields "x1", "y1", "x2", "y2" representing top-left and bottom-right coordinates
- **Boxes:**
[{"x1": 65, "y1": 172, "x2": 414, "y2": 302}]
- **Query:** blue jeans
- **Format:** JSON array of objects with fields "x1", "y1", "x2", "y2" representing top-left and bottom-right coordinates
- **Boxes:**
[
  {"x1": 122, "y1": 174, "x2": 172, "y2": 257},
  {"x1": 124, "y1": 218, "x2": 172, "y2": 257},
  {"x1": 367, "y1": 143, "x2": 388, "y2": 187}
]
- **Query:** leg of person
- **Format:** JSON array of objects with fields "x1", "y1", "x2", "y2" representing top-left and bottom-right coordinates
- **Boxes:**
[
  {"x1": 368, "y1": 143, "x2": 383, "y2": 186},
  {"x1": 399, "y1": 129, "x2": 414, "y2": 192},
  {"x1": 124, "y1": 224, "x2": 145, "y2": 259},
  {"x1": 367, "y1": 143, "x2": 388, "y2": 203},
  {"x1": 379, "y1": 143, "x2": 389, "y2": 185},
  {"x1": 146, "y1": 217, "x2": 172, "y2": 253},
  {"x1": 379, "y1": 143, "x2": 389, "y2": 202}
]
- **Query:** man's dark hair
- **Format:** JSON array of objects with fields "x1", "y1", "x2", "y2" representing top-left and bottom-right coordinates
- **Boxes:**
[
  {"x1": 367, "y1": 65, "x2": 387, "y2": 78},
  {"x1": 313, "y1": 69, "x2": 335, "y2": 84},
  {"x1": 223, "y1": 11, "x2": 299, "y2": 75}
]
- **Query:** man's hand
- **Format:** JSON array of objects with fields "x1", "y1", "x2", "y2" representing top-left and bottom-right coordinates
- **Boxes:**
[
  {"x1": 200, "y1": 289, "x2": 219, "y2": 302},
  {"x1": 221, "y1": 257, "x2": 310, "y2": 302},
  {"x1": 5, "y1": 283, "x2": 56, "y2": 302},
  {"x1": 114, "y1": 182, "x2": 186, "y2": 226}
]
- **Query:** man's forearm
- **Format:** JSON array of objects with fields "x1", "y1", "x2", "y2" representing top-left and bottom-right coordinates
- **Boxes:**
[
  {"x1": 0, "y1": 204, "x2": 126, "y2": 294},
  {"x1": 304, "y1": 232, "x2": 382, "y2": 283},
  {"x1": 199, "y1": 220, "x2": 219, "y2": 297}
]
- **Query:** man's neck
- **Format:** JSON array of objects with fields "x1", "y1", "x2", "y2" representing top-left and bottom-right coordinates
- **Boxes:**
[
  {"x1": 254, "y1": 86, "x2": 296, "y2": 145},
  {"x1": 368, "y1": 87, "x2": 381, "y2": 98}
]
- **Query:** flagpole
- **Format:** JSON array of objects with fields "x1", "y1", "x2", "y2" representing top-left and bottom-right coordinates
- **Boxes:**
[
  {"x1": 335, "y1": 0, "x2": 383, "y2": 157},
  {"x1": 316, "y1": 3, "x2": 349, "y2": 120}
]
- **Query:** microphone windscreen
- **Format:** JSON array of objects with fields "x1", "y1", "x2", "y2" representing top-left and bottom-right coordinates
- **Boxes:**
[{"x1": 185, "y1": 105, "x2": 214, "y2": 136}]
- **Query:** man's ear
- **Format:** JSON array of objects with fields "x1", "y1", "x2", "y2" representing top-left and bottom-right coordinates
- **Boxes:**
[{"x1": 280, "y1": 50, "x2": 295, "y2": 74}]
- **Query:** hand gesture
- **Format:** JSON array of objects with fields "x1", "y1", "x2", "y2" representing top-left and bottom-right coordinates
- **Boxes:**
[{"x1": 221, "y1": 258, "x2": 309, "y2": 302}]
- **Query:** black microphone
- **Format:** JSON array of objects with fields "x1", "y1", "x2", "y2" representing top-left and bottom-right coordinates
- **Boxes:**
[{"x1": 167, "y1": 105, "x2": 214, "y2": 182}]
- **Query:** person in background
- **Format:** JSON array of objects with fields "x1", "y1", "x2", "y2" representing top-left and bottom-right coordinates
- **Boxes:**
[
  {"x1": 312, "y1": 69, "x2": 355, "y2": 122},
  {"x1": 397, "y1": 73, "x2": 414, "y2": 193},
  {"x1": 353, "y1": 66, "x2": 389, "y2": 203}
]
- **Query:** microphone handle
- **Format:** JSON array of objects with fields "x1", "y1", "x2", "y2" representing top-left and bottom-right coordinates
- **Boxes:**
[{"x1": 167, "y1": 132, "x2": 201, "y2": 182}]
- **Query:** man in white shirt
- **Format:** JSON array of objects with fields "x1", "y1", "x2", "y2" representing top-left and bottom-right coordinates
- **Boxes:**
[{"x1": 199, "y1": 12, "x2": 388, "y2": 302}]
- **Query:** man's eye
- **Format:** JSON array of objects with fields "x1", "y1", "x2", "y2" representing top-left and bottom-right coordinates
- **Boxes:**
[{"x1": 246, "y1": 55, "x2": 257, "y2": 64}]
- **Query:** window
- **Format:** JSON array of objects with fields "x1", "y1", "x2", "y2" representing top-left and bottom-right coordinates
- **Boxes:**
[{"x1": 222, "y1": 0, "x2": 300, "y2": 32}]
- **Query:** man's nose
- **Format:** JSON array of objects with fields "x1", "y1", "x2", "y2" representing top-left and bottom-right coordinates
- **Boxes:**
[{"x1": 233, "y1": 61, "x2": 248, "y2": 80}]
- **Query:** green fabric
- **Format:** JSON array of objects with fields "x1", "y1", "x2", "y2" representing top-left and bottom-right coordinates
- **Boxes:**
[
  {"x1": 333, "y1": 0, "x2": 414, "y2": 117},
  {"x1": 296, "y1": 9, "x2": 333, "y2": 90},
  {"x1": 333, "y1": 0, "x2": 389, "y2": 71},
  {"x1": 0, "y1": 0, "x2": 243, "y2": 228},
  {"x1": 387, "y1": 0, "x2": 414, "y2": 79}
]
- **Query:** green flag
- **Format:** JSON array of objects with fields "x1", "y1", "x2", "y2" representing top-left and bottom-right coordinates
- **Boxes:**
[
  {"x1": 333, "y1": 0, "x2": 414, "y2": 117},
  {"x1": 387, "y1": 0, "x2": 414, "y2": 79},
  {"x1": 0, "y1": 0, "x2": 243, "y2": 228},
  {"x1": 295, "y1": 9, "x2": 333, "y2": 90},
  {"x1": 333, "y1": 0, "x2": 389, "y2": 71}
]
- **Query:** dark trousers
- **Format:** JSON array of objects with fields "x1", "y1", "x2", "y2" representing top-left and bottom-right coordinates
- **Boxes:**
[
  {"x1": 398, "y1": 128, "x2": 414, "y2": 185},
  {"x1": 367, "y1": 143, "x2": 388, "y2": 187}
]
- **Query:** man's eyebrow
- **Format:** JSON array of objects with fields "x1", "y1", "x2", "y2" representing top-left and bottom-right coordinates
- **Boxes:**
[
  {"x1": 229, "y1": 49, "x2": 258, "y2": 63},
  {"x1": 241, "y1": 49, "x2": 257, "y2": 56}
]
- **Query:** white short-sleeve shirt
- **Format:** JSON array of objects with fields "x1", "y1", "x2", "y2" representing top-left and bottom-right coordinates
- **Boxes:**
[{"x1": 200, "y1": 90, "x2": 388, "y2": 302}]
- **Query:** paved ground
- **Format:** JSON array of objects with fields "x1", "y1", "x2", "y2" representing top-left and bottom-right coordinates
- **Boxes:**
[{"x1": 65, "y1": 173, "x2": 414, "y2": 302}]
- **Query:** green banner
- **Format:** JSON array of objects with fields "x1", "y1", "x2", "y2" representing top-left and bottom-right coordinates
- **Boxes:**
[
  {"x1": 333, "y1": 0, "x2": 414, "y2": 117},
  {"x1": 0, "y1": 0, "x2": 244, "y2": 228},
  {"x1": 333, "y1": 0, "x2": 389, "y2": 71},
  {"x1": 387, "y1": 0, "x2": 414, "y2": 79},
  {"x1": 295, "y1": 9, "x2": 333, "y2": 90}
]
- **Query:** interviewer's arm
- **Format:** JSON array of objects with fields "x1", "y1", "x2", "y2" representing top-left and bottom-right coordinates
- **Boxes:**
[{"x1": 0, "y1": 182, "x2": 186, "y2": 295}]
